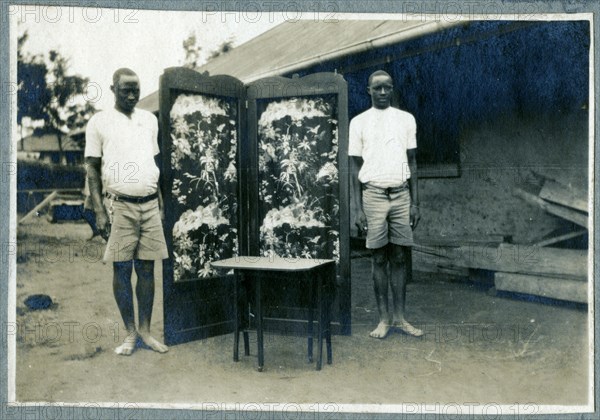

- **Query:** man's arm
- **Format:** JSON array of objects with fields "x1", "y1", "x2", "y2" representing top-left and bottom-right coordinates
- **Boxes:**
[
  {"x1": 350, "y1": 155, "x2": 367, "y2": 234},
  {"x1": 85, "y1": 156, "x2": 109, "y2": 235},
  {"x1": 154, "y1": 154, "x2": 164, "y2": 220},
  {"x1": 407, "y1": 148, "x2": 420, "y2": 230}
]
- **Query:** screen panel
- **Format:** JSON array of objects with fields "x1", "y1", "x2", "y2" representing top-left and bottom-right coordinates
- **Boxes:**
[
  {"x1": 246, "y1": 73, "x2": 350, "y2": 335},
  {"x1": 169, "y1": 92, "x2": 239, "y2": 281},
  {"x1": 159, "y1": 67, "x2": 245, "y2": 344},
  {"x1": 256, "y1": 95, "x2": 340, "y2": 263}
]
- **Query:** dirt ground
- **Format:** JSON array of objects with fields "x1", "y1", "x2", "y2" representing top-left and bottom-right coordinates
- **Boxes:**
[{"x1": 14, "y1": 217, "x2": 590, "y2": 412}]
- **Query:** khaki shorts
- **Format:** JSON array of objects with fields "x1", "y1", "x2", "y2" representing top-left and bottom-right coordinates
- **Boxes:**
[
  {"x1": 362, "y1": 185, "x2": 414, "y2": 249},
  {"x1": 104, "y1": 197, "x2": 168, "y2": 262}
]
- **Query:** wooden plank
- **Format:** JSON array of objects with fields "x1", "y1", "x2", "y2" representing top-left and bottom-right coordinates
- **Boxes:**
[
  {"x1": 49, "y1": 198, "x2": 85, "y2": 206},
  {"x1": 529, "y1": 228, "x2": 587, "y2": 247},
  {"x1": 413, "y1": 243, "x2": 587, "y2": 280},
  {"x1": 349, "y1": 238, "x2": 470, "y2": 277},
  {"x1": 18, "y1": 191, "x2": 58, "y2": 224},
  {"x1": 494, "y1": 272, "x2": 588, "y2": 304},
  {"x1": 539, "y1": 179, "x2": 588, "y2": 213},
  {"x1": 514, "y1": 188, "x2": 588, "y2": 227},
  {"x1": 417, "y1": 163, "x2": 460, "y2": 178},
  {"x1": 17, "y1": 188, "x2": 83, "y2": 193},
  {"x1": 412, "y1": 251, "x2": 470, "y2": 277},
  {"x1": 415, "y1": 234, "x2": 507, "y2": 246}
]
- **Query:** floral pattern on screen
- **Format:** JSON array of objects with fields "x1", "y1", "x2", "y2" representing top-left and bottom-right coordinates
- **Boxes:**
[
  {"x1": 258, "y1": 96, "x2": 339, "y2": 262},
  {"x1": 170, "y1": 94, "x2": 238, "y2": 281}
]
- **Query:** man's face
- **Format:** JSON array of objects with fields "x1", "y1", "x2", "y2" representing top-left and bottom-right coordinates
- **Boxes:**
[
  {"x1": 368, "y1": 74, "x2": 393, "y2": 109},
  {"x1": 113, "y1": 74, "x2": 140, "y2": 114}
]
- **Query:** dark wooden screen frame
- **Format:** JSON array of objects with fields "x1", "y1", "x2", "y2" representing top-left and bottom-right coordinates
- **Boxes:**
[
  {"x1": 246, "y1": 73, "x2": 350, "y2": 335},
  {"x1": 159, "y1": 67, "x2": 246, "y2": 345}
]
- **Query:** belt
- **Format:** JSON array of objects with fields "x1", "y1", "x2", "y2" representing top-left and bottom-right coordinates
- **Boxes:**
[
  {"x1": 363, "y1": 182, "x2": 408, "y2": 196},
  {"x1": 105, "y1": 191, "x2": 158, "y2": 204}
]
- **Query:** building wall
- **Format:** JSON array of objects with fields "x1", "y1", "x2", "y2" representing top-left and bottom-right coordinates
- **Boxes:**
[{"x1": 418, "y1": 110, "x2": 588, "y2": 244}]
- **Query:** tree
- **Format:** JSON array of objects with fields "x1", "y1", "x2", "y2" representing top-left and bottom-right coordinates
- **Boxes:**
[
  {"x1": 208, "y1": 40, "x2": 233, "y2": 60},
  {"x1": 45, "y1": 49, "x2": 97, "y2": 131},
  {"x1": 17, "y1": 30, "x2": 96, "y2": 134},
  {"x1": 181, "y1": 32, "x2": 234, "y2": 70},
  {"x1": 182, "y1": 32, "x2": 202, "y2": 69},
  {"x1": 17, "y1": 32, "x2": 50, "y2": 127}
]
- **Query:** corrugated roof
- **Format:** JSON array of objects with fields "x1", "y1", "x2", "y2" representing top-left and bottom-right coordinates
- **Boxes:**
[
  {"x1": 137, "y1": 19, "x2": 460, "y2": 113},
  {"x1": 202, "y1": 20, "x2": 434, "y2": 80}
]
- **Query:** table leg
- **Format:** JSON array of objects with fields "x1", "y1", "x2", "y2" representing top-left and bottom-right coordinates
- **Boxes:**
[
  {"x1": 242, "y1": 275, "x2": 250, "y2": 356},
  {"x1": 256, "y1": 276, "x2": 264, "y2": 372},
  {"x1": 326, "y1": 266, "x2": 333, "y2": 365},
  {"x1": 233, "y1": 274, "x2": 240, "y2": 362},
  {"x1": 243, "y1": 331, "x2": 250, "y2": 356},
  {"x1": 307, "y1": 272, "x2": 314, "y2": 363},
  {"x1": 317, "y1": 270, "x2": 324, "y2": 371}
]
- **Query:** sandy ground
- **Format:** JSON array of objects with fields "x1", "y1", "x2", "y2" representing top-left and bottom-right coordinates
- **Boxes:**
[{"x1": 14, "y1": 217, "x2": 590, "y2": 412}]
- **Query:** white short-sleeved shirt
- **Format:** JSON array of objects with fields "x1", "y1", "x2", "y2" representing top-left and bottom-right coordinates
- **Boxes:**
[
  {"x1": 348, "y1": 106, "x2": 417, "y2": 188},
  {"x1": 85, "y1": 107, "x2": 160, "y2": 197}
]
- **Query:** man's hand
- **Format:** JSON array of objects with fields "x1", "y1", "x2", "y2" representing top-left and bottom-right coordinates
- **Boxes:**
[
  {"x1": 96, "y1": 210, "x2": 111, "y2": 241},
  {"x1": 410, "y1": 204, "x2": 421, "y2": 230},
  {"x1": 355, "y1": 210, "x2": 368, "y2": 236},
  {"x1": 85, "y1": 157, "x2": 109, "y2": 239}
]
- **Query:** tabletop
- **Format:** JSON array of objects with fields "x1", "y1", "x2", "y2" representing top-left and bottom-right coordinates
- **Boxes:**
[{"x1": 211, "y1": 256, "x2": 335, "y2": 272}]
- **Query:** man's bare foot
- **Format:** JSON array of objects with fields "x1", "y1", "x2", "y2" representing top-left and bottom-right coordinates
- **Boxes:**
[
  {"x1": 369, "y1": 321, "x2": 390, "y2": 339},
  {"x1": 115, "y1": 332, "x2": 137, "y2": 356},
  {"x1": 393, "y1": 320, "x2": 423, "y2": 337},
  {"x1": 138, "y1": 332, "x2": 169, "y2": 353}
]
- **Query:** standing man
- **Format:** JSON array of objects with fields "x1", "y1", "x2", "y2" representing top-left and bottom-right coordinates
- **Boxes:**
[
  {"x1": 349, "y1": 70, "x2": 423, "y2": 339},
  {"x1": 85, "y1": 68, "x2": 169, "y2": 355}
]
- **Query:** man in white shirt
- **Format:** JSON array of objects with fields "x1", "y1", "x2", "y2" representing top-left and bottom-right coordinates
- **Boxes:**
[
  {"x1": 85, "y1": 68, "x2": 169, "y2": 355},
  {"x1": 349, "y1": 70, "x2": 423, "y2": 339}
]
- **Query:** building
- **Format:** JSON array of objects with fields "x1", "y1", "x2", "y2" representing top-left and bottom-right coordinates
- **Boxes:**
[
  {"x1": 18, "y1": 127, "x2": 85, "y2": 165},
  {"x1": 139, "y1": 19, "x2": 590, "y2": 240}
]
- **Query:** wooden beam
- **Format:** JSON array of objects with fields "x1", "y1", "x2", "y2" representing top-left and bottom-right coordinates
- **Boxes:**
[
  {"x1": 17, "y1": 188, "x2": 82, "y2": 193},
  {"x1": 412, "y1": 251, "x2": 470, "y2": 277},
  {"x1": 417, "y1": 163, "x2": 460, "y2": 178},
  {"x1": 539, "y1": 179, "x2": 588, "y2": 213},
  {"x1": 514, "y1": 188, "x2": 588, "y2": 227},
  {"x1": 416, "y1": 234, "x2": 507, "y2": 246},
  {"x1": 529, "y1": 228, "x2": 587, "y2": 247},
  {"x1": 18, "y1": 191, "x2": 58, "y2": 224},
  {"x1": 413, "y1": 243, "x2": 587, "y2": 280},
  {"x1": 494, "y1": 272, "x2": 588, "y2": 304}
]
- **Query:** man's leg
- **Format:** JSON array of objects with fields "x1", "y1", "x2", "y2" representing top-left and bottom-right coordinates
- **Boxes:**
[
  {"x1": 370, "y1": 246, "x2": 391, "y2": 338},
  {"x1": 390, "y1": 245, "x2": 422, "y2": 337},
  {"x1": 134, "y1": 259, "x2": 168, "y2": 353},
  {"x1": 113, "y1": 261, "x2": 138, "y2": 355}
]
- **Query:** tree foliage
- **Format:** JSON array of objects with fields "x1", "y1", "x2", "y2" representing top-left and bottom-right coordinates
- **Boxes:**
[
  {"x1": 182, "y1": 32, "x2": 202, "y2": 69},
  {"x1": 209, "y1": 40, "x2": 233, "y2": 60},
  {"x1": 181, "y1": 32, "x2": 234, "y2": 70},
  {"x1": 17, "y1": 32, "x2": 49, "y2": 126},
  {"x1": 17, "y1": 31, "x2": 96, "y2": 133}
]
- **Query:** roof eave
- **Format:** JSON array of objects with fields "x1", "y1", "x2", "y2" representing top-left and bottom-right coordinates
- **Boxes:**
[{"x1": 241, "y1": 20, "x2": 466, "y2": 82}]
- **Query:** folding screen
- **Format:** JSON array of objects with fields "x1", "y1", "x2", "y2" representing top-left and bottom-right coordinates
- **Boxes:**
[{"x1": 160, "y1": 67, "x2": 349, "y2": 345}]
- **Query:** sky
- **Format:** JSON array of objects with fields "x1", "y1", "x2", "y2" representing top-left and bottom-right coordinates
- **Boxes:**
[{"x1": 15, "y1": 6, "x2": 285, "y2": 112}]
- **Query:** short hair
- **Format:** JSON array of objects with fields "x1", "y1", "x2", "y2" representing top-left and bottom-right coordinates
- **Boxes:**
[
  {"x1": 112, "y1": 68, "x2": 138, "y2": 86},
  {"x1": 368, "y1": 70, "x2": 392, "y2": 86}
]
